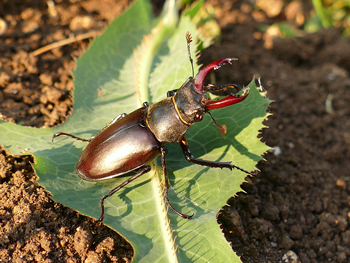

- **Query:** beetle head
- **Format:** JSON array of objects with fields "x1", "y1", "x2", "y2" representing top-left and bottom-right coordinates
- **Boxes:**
[
  {"x1": 173, "y1": 33, "x2": 250, "y2": 134},
  {"x1": 173, "y1": 58, "x2": 250, "y2": 135},
  {"x1": 173, "y1": 77, "x2": 206, "y2": 125}
]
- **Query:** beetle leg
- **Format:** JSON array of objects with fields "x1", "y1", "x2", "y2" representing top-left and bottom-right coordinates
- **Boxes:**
[
  {"x1": 207, "y1": 112, "x2": 227, "y2": 136},
  {"x1": 52, "y1": 132, "x2": 91, "y2": 143},
  {"x1": 179, "y1": 137, "x2": 255, "y2": 177},
  {"x1": 194, "y1": 58, "x2": 237, "y2": 92},
  {"x1": 99, "y1": 166, "x2": 151, "y2": 222},
  {"x1": 167, "y1": 89, "x2": 178, "y2": 97},
  {"x1": 160, "y1": 147, "x2": 194, "y2": 219}
]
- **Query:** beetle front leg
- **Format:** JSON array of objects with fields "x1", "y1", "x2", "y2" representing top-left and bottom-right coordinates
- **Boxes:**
[
  {"x1": 179, "y1": 137, "x2": 255, "y2": 176},
  {"x1": 99, "y1": 166, "x2": 151, "y2": 222},
  {"x1": 160, "y1": 147, "x2": 194, "y2": 219}
]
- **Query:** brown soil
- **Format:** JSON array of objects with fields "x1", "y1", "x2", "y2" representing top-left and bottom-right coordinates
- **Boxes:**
[{"x1": 1, "y1": 0, "x2": 350, "y2": 262}]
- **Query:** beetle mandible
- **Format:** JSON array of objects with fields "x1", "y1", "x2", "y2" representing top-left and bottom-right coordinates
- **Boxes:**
[{"x1": 53, "y1": 32, "x2": 254, "y2": 221}]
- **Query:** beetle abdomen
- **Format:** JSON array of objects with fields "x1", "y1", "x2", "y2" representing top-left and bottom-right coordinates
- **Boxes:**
[{"x1": 76, "y1": 107, "x2": 160, "y2": 181}]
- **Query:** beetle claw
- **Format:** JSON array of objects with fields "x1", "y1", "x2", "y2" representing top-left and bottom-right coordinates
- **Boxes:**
[
  {"x1": 194, "y1": 58, "x2": 238, "y2": 92},
  {"x1": 206, "y1": 87, "x2": 250, "y2": 111},
  {"x1": 193, "y1": 58, "x2": 250, "y2": 111},
  {"x1": 182, "y1": 213, "x2": 194, "y2": 219}
]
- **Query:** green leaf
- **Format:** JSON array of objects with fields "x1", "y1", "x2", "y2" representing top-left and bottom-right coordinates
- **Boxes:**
[{"x1": 0, "y1": 0, "x2": 271, "y2": 262}]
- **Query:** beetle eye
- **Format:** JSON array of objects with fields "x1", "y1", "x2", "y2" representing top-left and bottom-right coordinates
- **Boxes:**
[{"x1": 195, "y1": 114, "x2": 203, "y2": 122}]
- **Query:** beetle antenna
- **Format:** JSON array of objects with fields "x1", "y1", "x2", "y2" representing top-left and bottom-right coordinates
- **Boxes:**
[
  {"x1": 207, "y1": 112, "x2": 227, "y2": 135},
  {"x1": 186, "y1": 31, "x2": 194, "y2": 78}
]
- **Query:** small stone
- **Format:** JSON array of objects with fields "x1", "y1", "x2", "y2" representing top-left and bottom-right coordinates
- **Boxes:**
[{"x1": 282, "y1": 250, "x2": 300, "y2": 263}]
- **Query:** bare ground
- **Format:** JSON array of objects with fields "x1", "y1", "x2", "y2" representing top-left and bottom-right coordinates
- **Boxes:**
[{"x1": 1, "y1": 0, "x2": 350, "y2": 262}]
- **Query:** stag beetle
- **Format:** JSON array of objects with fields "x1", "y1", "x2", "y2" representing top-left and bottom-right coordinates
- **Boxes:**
[{"x1": 53, "y1": 32, "x2": 253, "y2": 221}]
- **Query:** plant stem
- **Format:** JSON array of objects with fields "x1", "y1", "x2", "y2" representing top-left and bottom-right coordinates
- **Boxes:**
[{"x1": 311, "y1": 0, "x2": 332, "y2": 28}]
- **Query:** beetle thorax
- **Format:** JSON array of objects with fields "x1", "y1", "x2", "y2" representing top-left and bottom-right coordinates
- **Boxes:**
[
  {"x1": 145, "y1": 77, "x2": 207, "y2": 144},
  {"x1": 173, "y1": 77, "x2": 206, "y2": 125}
]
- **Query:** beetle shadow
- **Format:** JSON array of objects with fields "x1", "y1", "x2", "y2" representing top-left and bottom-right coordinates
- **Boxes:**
[
  {"x1": 94, "y1": 175, "x2": 155, "y2": 255},
  {"x1": 83, "y1": 93, "x2": 135, "y2": 112},
  {"x1": 147, "y1": 39, "x2": 172, "y2": 103},
  {"x1": 174, "y1": 219, "x2": 218, "y2": 262},
  {"x1": 163, "y1": 98, "x2": 268, "y2": 221},
  {"x1": 94, "y1": 173, "x2": 152, "y2": 219},
  {"x1": 164, "y1": 144, "x2": 233, "y2": 219}
]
